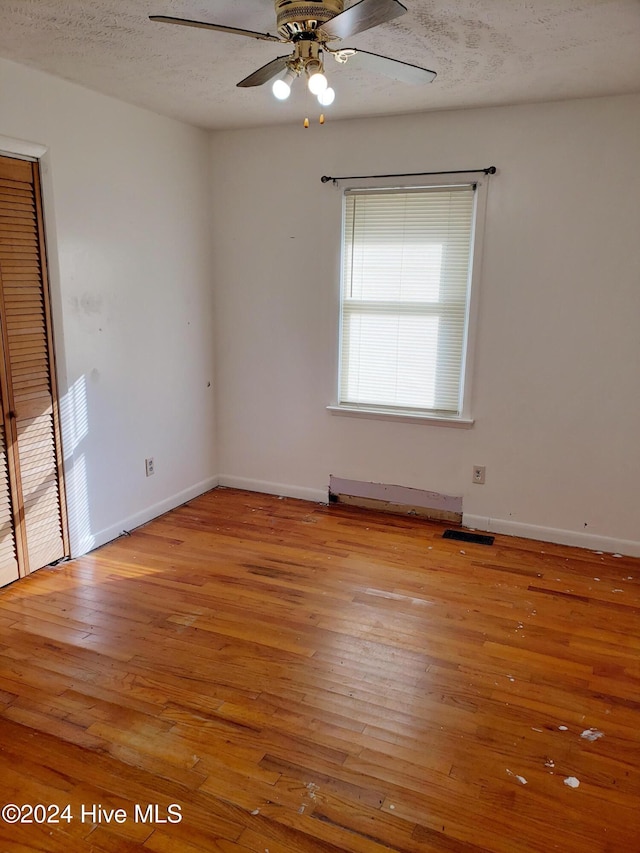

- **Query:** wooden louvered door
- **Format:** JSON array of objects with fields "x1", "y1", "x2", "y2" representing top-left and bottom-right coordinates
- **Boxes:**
[
  {"x1": 0, "y1": 353, "x2": 19, "y2": 586},
  {"x1": 0, "y1": 154, "x2": 68, "y2": 586}
]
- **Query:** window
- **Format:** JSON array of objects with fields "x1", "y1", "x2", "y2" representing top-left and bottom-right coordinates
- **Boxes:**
[{"x1": 334, "y1": 179, "x2": 485, "y2": 424}]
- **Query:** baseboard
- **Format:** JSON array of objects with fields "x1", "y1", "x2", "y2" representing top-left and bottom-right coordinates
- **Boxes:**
[
  {"x1": 217, "y1": 475, "x2": 328, "y2": 504},
  {"x1": 463, "y1": 514, "x2": 640, "y2": 558},
  {"x1": 74, "y1": 480, "x2": 640, "y2": 560},
  {"x1": 76, "y1": 475, "x2": 220, "y2": 557}
]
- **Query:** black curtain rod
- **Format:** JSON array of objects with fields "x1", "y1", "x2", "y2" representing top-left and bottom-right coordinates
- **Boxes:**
[{"x1": 321, "y1": 166, "x2": 496, "y2": 184}]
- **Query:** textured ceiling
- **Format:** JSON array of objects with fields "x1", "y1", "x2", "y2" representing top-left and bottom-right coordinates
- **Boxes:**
[{"x1": 0, "y1": 0, "x2": 639, "y2": 130}]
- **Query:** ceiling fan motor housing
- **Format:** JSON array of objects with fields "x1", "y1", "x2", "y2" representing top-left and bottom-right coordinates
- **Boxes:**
[{"x1": 275, "y1": 0, "x2": 344, "y2": 39}]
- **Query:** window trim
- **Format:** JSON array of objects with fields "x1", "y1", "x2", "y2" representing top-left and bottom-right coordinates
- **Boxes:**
[
  {"x1": 329, "y1": 172, "x2": 489, "y2": 426},
  {"x1": 326, "y1": 404, "x2": 475, "y2": 427}
]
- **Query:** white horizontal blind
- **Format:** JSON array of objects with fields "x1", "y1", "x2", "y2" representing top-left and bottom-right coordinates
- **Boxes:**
[{"x1": 340, "y1": 185, "x2": 475, "y2": 416}]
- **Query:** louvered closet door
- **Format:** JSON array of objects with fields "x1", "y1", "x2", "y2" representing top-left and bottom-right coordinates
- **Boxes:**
[
  {"x1": 0, "y1": 154, "x2": 68, "y2": 581},
  {"x1": 0, "y1": 354, "x2": 19, "y2": 586}
]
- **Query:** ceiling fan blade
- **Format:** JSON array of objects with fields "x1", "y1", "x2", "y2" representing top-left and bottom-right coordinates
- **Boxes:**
[
  {"x1": 149, "y1": 16, "x2": 281, "y2": 43},
  {"x1": 237, "y1": 55, "x2": 291, "y2": 88},
  {"x1": 346, "y1": 49, "x2": 436, "y2": 84},
  {"x1": 321, "y1": 0, "x2": 407, "y2": 41}
]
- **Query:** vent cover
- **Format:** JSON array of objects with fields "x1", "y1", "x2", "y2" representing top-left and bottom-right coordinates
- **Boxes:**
[{"x1": 443, "y1": 529, "x2": 495, "y2": 546}]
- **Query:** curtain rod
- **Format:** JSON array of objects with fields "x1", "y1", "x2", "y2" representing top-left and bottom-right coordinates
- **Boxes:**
[{"x1": 321, "y1": 166, "x2": 496, "y2": 184}]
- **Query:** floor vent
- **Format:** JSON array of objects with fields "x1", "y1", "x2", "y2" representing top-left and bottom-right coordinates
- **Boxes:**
[{"x1": 443, "y1": 529, "x2": 495, "y2": 546}]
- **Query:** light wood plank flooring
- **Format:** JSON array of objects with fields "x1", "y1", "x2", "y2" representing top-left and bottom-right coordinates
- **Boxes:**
[{"x1": 0, "y1": 487, "x2": 638, "y2": 852}]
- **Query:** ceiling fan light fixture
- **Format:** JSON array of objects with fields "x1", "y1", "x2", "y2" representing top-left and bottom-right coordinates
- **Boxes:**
[
  {"x1": 150, "y1": 0, "x2": 437, "y2": 126},
  {"x1": 317, "y1": 86, "x2": 335, "y2": 106},
  {"x1": 306, "y1": 57, "x2": 328, "y2": 95},
  {"x1": 272, "y1": 78, "x2": 292, "y2": 100},
  {"x1": 308, "y1": 70, "x2": 328, "y2": 94},
  {"x1": 273, "y1": 78, "x2": 292, "y2": 100},
  {"x1": 272, "y1": 66, "x2": 298, "y2": 100}
]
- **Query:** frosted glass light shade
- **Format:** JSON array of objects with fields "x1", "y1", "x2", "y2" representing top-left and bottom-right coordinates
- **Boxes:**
[
  {"x1": 308, "y1": 71, "x2": 328, "y2": 95},
  {"x1": 272, "y1": 79, "x2": 291, "y2": 100},
  {"x1": 318, "y1": 87, "x2": 335, "y2": 106}
]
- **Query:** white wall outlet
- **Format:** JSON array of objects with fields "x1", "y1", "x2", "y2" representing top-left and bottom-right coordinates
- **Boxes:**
[
  {"x1": 473, "y1": 465, "x2": 486, "y2": 484},
  {"x1": 145, "y1": 457, "x2": 155, "y2": 477}
]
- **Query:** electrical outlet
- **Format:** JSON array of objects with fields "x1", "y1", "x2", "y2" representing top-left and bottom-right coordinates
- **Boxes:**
[
  {"x1": 145, "y1": 457, "x2": 155, "y2": 477},
  {"x1": 472, "y1": 465, "x2": 486, "y2": 484}
]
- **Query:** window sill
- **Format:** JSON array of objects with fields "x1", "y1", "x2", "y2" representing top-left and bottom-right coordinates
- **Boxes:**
[{"x1": 326, "y1": 405, "x2": 474, "y2": 428}]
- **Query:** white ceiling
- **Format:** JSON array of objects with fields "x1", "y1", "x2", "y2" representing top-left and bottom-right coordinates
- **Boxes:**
[{"x1": 1, "y1": 0, "x2": 639, "y2": 130}]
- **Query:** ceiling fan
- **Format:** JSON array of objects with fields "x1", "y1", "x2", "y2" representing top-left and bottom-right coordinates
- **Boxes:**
[{"x1": 150, "y1": 0, "x2": 436, "y2": 113}]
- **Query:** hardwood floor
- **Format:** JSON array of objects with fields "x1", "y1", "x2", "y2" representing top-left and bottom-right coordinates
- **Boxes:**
[{"x1": 0, "y1": 487, "x2": 638, "y2": 852}]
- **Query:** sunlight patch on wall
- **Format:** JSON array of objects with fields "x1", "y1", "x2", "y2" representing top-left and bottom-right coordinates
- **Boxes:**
[{"x1": 59, "y1": 374, "x2": 94, "y2": 556}]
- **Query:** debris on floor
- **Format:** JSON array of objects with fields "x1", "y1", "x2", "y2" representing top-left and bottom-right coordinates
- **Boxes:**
[
  {"x1": 581, "y1": 729, "x2": 604, "y2": 742},
  {"x1": 507, "y1": 769, "x2": 528, "y2": 785}
]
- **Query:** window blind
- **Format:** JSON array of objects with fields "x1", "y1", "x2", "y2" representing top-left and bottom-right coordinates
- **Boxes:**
[{"x1": 340, "y1": 185, "x2": 476, "y2": 416}]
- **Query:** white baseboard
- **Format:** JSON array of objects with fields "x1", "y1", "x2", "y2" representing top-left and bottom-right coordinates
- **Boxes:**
[
  {"x1": 217, "y1": 475, "x2": 328, "y2": 505},
  {"x1": 463, "y1": 514, "x2": 640, "y2": 558},
  {"x1": 75, "y1": 475, "x2": 220, "y2": 557},
  {"x1": 74, "y1": 478, "x2": 640, "y2": 561}
]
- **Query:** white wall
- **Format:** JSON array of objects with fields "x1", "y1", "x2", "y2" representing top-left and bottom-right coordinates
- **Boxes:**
[
  {"x1": 2, "y1": 57, "x2": 636, "y2": 559},
  {"x1": 210, "y1": 94, "x2": 640, "y2": 556},
  {"x1": 0, "y1": 58, "x2": 217, "y2": 555}
]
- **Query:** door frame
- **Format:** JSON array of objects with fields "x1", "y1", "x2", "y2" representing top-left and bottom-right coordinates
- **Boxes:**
[{"x1": 0, "y1": 135, "x2": 71, "y2": 564}]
